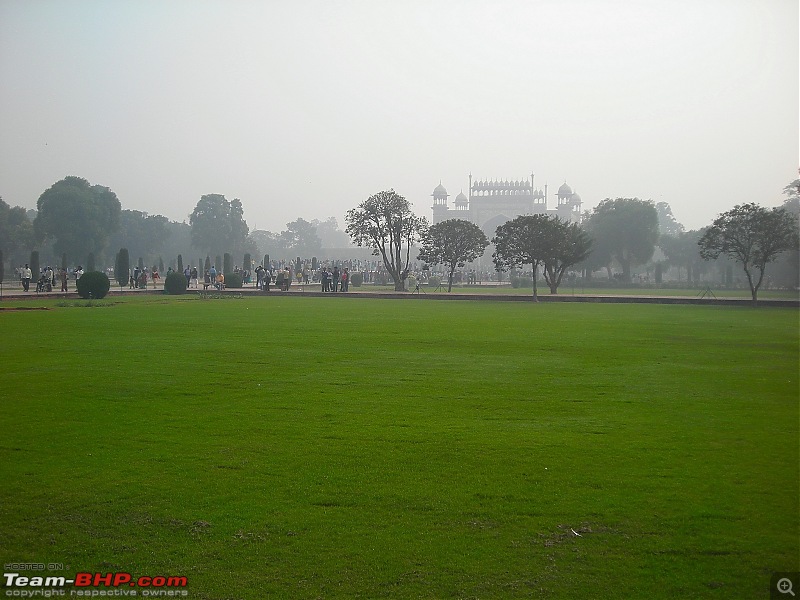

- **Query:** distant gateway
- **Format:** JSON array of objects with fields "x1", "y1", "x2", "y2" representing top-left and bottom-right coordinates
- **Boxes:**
[{"x1": 431, "y1": 174, "x2": 583, "y2": 236}]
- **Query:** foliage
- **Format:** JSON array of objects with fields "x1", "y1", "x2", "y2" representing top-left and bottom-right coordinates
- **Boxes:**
[
  {"x1": 225, "y1": 272, "x2": 243, "y2": 288},
  {"x1": 61, "y1": 253, "x2": 67, "y2": 270},
  {"x1": 86, "y1": 252, "x2": 95, "y2": 272},
  {"x1": 177, "y1": 254, "x2": 183, "y2": 273},
  {"x1": 655, "y1": 201, "x2": 684, "y2": 237},
  {"x1": 312, "y1": 217, "x2": 351, "y2": 248},
  {"x1": 658, "y1": 230, "x2": 705, "y2": 283},
  {"x1": 584, "y1": 198, "x2": 659, "y2": 282},
  {"x1": 698, "y1": 202, "x2": 799, "y2": 303},
  {"x1": 418, "y1": 219, "x2": 489, "y2": 292},
  {"x1": 115, "y1": 248, "x2": 130, "y2": 287},
  {"x1": 349, "y1": 272, "x2": 363, "y2": 287},
  {"x1": 493, "y1": 214, "x2": 590, "y2": 297},
  {"x1": 75, "y1": 271, "x2": 110, "y2": 299},
  {"x1": 280, "y1": 218, "x2": 322, "y2": 257},
  {"x1": 164, "y1": 271, "x2": 187, "y2": 295},
  {"x1": 510, "y1": 276, "x2": 533, "y2": 289},
  {"x1": 0, "y1": 249, "x2": 4, "y2": 282},
  {"x1": 106, "y1": 210, "x2": 169, "y2": 266},
  {"x1": 189, "y1": 194, "x2": 249, "y2": 259},
  {"x1": 0, "y1": 197, "x2": 35, "y2": 263},
  {"x1": 223, "y1": 253, "x2": 232, "y2": 274},
  {"x1": 345, "y1": 189, "x2": 428, "y2": 291},
  {"x1": 243, "y1": 253, "x2": 251, "y2": 271},
  {"x1": 34, "y1": 176, "x2": 121, "y2": 263}
]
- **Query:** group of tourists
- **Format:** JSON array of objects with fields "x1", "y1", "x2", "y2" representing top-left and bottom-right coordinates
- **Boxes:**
[{"x1": 17, "y1": 263, "x2": 83, "y2": 293}]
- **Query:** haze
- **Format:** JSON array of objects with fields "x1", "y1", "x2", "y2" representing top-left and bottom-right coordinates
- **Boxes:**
[{"x1": 0, "y1": 0, "x2": 797, "y2": 233}]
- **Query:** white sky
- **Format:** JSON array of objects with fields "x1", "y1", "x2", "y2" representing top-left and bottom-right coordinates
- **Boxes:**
[{"x1": 0, "y1": 0, "x2": 797, "y2": 232}]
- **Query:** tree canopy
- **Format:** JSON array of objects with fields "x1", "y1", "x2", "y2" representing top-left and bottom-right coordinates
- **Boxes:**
[
  {"x1": 493, "y1": 214, "x2": 591, "y2": 298},
  {"x1": 698, "y1": 202, "x2": 799, "y2": 303},
  {"x1": 0, "y1": 197, "x2": 35, "y2": 264},
  {"x1": 189, "y1": 194, "x2": 249, "y2": 260},
  {"x1": 345, "y1": 190, "x2": 427, "y2": 291},
  {"x1": 417, "y1": 219, "x2": 489, "y2": 292},
  {"x1": 584, "y1": 198, "x2": 659, "y2": 282},
  {"x1": 280, "y1": 218, "x2": 323, "y2": 257},
  {"x1": 34, "y1": 176, "x2": 121, "y2": 264}
]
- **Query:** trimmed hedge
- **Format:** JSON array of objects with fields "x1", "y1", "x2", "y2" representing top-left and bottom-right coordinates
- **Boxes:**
[
  {"x1": 225, "y1": 272, "x2": 243, "y2": 288},
  {"x1": 164, "y1": 271, "x2": 187, "y2": 295},
  {"x1": 76, "y1": 271, "x2": 110, "y2": 299},
  {"x1": 349, "y1": 272, "x2": 363, "y2": 287}
]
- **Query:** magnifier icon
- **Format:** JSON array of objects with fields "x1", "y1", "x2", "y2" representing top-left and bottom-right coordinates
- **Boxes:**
[{"x1": 778, "y1": 578, "x2": 796, "y2": 596}]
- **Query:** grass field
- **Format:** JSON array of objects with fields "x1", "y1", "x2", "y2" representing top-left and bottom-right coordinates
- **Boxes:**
[{"x1": 0, "y1": 296, "x2": 797, "y2": 599}]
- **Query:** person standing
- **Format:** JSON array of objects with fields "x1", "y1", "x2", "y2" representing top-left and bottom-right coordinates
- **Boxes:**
[
  {"x1": 21, "y1": 263, "x2": 32, "y2": 292},
  {"x1": 332, "y1": 266, "x2": 340, "y2": 292},
  {"x1": 341, "y1": 268, "x2": 349, "y2": 292},
  {"x1": 59, "y1": 268, "x2": 68, "y2": 292}
]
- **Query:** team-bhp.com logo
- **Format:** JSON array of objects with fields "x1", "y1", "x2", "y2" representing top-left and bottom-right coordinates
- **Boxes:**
[{"x1": 3, "y1": 572, "x2": 188, "y2": 596}]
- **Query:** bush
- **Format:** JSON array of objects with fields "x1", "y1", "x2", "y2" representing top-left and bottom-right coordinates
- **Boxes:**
[
  {"x1": 427, "y1": 275, "x2": 441, "y2": 287},
  {"x1": 164, "y1": 271, "x2": 187, "y2": 295},
  {"x1": 76, "y1": 271, "x2": 110, "y2": 299},
  {"x1": 225, "y1": 272, "x2": 243, "y2": 288},
  {"x1": 349, "y1": 272, "x2": 363, "y2": 287}
]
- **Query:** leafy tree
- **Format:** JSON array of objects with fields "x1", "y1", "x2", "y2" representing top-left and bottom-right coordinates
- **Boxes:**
[
  {"x1": 177, "y1": 254, "x2": 184, "y2": 273},
  {"x1": 584, "y1": 198, "x2": 659, "y2": 282},
  {"x1": 655, "y1": 201, "x2": 684, "y2": 237},
  {"x1": 493, "y1": 215, "x2": 590, "y2": 299},
  {"x1": 106, "y1": 210, "x2": 169, "y2": 267},
  {"x1": 312, "y1": 217, "x2": 351, "y2": 248},
  {"x1": 540, "y1": 221, "x2": 593, "y2": 294},
  {"x1": 698, "y1": 203, "x2": 799, "y2": 303},
  {"x1": 417, "y1": 219, "x2": 489, "y2": 292},
  {"x1": 189, "y1": 194, "x2": 249, "y2": 259},
  {"x1": 115, "y1": 248, "x2": 129, "y2": 287},
  {"x1": 345, "y1": 190, "x2": 428, "y2": 291},
  {"x1": 280, "y1": 218, "x2": 322, "y2": 257},
  {"x1": 34, "y1": 176, "x2": 121, "y2": 264},
  {"x1": 0, "y1": 198, "x2": 35, "y2": 264},
  {"x1": 659, "y1": 230, "x2": 705, "y2": 283},
  {"x1": 204, "y1": 256, "x2": 210, "y2": 272},
  {"x1": 223, "y1": 253, "x2": 232, "y2": 274}
]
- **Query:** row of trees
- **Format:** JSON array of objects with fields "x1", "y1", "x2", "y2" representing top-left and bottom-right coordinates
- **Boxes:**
[
  {"x1": 0, "y1": 176, "x2": 351, "y2": 276},
  {"x1": 344, "y1": 185, "x2": 799, "y2": 302}
]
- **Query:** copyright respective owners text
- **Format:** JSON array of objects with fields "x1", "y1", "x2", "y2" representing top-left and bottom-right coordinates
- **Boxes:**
[{"x1": 3, "y1": 563, "x2": 188, "y2": 597}]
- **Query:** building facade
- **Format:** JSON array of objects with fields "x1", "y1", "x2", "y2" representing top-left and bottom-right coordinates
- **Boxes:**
[{"x1": 431, "y1": 174, "x2": 583, "y2": 236}]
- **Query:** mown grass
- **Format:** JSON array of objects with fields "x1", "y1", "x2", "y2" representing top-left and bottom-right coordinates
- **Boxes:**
[{"x1": 0, "y1": 296, "x2": 797, "y2": 599}]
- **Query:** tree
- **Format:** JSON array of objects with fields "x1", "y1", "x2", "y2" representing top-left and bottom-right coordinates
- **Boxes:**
[
  {"x1": 659, "y1": 230, "x2": 705, "y2": 283},
  {"x1": 0, "y1": 249, "x2": 4, "y2": 283},
  {"x1": 655, "y1": 201, "x2": 684, "y2": 237},
  {"x1": 280, "y1": 218, "x2": 323, "y2": 257},
  {"x1": 493, "y1": 215, "x2": 590, "y2": 299},
  {"x1": 223, "y1": 253, "x2": 232, "y2": 274},
  {"x1": 177, "y1": 254, "x2": 184, "y2": 273},
  {"x1": 698, "y1": 203, "x2": 799, "y2": 303},
  {"x1": 115, "y1": 248, "x2": 129, "y2": 287},
  {"x1": 0, "y1": 198, "x2": 35, "y2": 264},
  {"x1": 312, "y1": 217, "x2": 351, "y2": 248},
  {"x1": 417, "y1": 219, "x2": 489, "y2": 292},
  {"x1": 34, "y1": 176, "x2": 121, "y2": 264},
  {"x1": 584, "y1": 198, "x2": 659, "y2": 282},
  {"x1": 345, "y1": 190, "x2": 428, "y2": 291},
  {"x1": 106, "y1": 210, "x2": 169, "y2": 267},
  {"x1": 540, "y1": 221, "x2": 593, "y2": 294},
  {"x1": 189, "y1": 194, "x2": 249, "y2": 259}
]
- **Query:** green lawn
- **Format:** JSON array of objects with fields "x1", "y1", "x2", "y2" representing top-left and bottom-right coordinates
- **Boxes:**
[{"x1": 0, "y1": 296, "x2": 797, "y2": 599}]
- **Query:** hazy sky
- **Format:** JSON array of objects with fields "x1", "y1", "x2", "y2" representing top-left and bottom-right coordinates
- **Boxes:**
[{"x1": 1, "y1": 0, "x2": 797, "y2": 232}]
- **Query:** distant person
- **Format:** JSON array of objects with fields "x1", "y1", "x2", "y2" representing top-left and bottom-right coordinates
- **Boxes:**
[
  {"x1": 59, "y1": 268, "x2": 68, "y2": 292},
  {"x1": 184, "y1": 266, "x2": 191, "y2": 289},
  {"x1": 332, "y1": 266, "x2": 340, "y2": 292},
  {"x1": 190, "y1": 266, "x2": 198, "y2": 288},
  {"x1": 21, "y1": 263, "x2": 31, "y2": 292},
  {"x1": 341, "y1": 268, "x2": 349, "y2": 292}
]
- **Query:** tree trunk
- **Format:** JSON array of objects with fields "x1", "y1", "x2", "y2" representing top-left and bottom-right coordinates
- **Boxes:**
[
  {"x1": 448, "y1": 268, "x2": 454, "y2": 293},
  {"x1": 532, "y1": 263, "x2": 539, "y2": 302}
]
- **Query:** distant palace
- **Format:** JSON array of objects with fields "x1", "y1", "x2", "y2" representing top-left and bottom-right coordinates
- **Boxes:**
[{"x1": 430, "y1": 174, "x2": 583, "y2": 235}]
